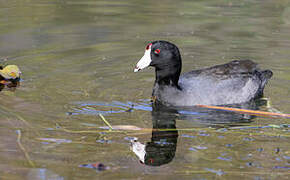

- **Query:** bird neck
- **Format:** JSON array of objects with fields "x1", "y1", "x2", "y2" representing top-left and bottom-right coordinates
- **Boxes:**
[{"x1": 155, "y1": 64, "x2": 181, "y2": 89}]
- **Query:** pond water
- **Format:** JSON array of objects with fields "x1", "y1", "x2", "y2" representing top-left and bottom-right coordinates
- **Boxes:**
[{"x1": 0, "y1": 0, "x2": 289, "y2": 179}]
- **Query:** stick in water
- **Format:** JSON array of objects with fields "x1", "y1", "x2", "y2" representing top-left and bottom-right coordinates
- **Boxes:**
[
  {"x1": 99, "y1": 114, "x2": 113, "y2": 131},
  {"x1": 16, "y1": 130, "x2": 35, "y2": 167},
  {"x1": 197, "y1": 104, "x2": 290, "y2": 118}
]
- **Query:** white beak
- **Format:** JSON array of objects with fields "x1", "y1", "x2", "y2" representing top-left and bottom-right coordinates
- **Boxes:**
[{"x1": 134, "y1": 47, "x2": 152, "y2": 72}]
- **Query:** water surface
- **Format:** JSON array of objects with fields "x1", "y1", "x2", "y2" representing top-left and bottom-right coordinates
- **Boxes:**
[{"x1": 0, "y1": 0, "x2": 289, "y2": 179}]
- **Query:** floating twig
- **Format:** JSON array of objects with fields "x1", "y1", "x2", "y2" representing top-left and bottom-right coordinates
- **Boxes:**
[
  {"x1": 99, "y1": 114, "x2": 113, "y2": 131},
  {"x1": 197, "y1": 104, "x2": 290, "y2": 118},
  {"x1": 16, "y1": 130, "x2": 35, "y2": 168},
  {"x1": 55, "y1": 123, "x2": 122, "y2": 134},
  {"x1": 52, "y1": 123, "x2": 290, "y2": 137}
]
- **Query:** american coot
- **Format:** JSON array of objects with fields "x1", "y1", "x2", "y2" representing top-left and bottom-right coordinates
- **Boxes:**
[{"x1": 134, "y1": 41, "x2": 273, "y2": 106}]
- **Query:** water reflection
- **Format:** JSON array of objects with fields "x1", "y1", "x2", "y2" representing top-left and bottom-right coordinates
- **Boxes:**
[
  {"x1": 174, "y1": 100, "x2": 267, "y2": 126},
  {"x1": 70, "y1": 100, "x2": 152, "y2": 115},
  {"x1": 131, "y1": 99, "x2": 267, "y2": 166},
  {"x1": 27, "y1": 168, "x2": 64, "y2": 180},
  {"x1": 0, "y1": 79, "x2": 20, "y2": 91},
  {"x1": 71, "y1": 99, "x2": 269, "y2": 167},
  {"x1": 131, "y1": 105, "x2": 178, "y2": 166},
  {"x1": 71, "y1": 98, "x2": 267, "y2": 127}
]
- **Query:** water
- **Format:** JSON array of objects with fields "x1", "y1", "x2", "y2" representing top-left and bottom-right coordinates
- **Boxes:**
[{"x1": 0, "y1": 0, "x2": 289, "y2": 179}]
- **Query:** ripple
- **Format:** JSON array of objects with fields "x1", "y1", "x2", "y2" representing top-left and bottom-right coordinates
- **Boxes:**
[
  {"x1": 217, "y1": 156, "x2": 232, "y2": 161},
  {"x1": 204, "y1": 168, "x2": 225, "y2": 176},
  {"x1": 38, "y1": 138, "x2": 72, "y2": 144},
  {"x1": 68, "y1": 100, "x2": 152, "y2": 116}
]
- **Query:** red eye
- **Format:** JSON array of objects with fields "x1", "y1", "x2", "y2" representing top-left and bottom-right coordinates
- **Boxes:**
[
  {"x1": 146, "y1": 43, "x2": 152, "y2": 50},
  {"x1": 154, "y1": 49, "x2": 160, "y2": 54}
]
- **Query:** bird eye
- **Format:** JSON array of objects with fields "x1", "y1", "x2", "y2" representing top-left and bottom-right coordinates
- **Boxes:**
[
  {"x1": 146, "y1": 43, "x2": 152, "y2": 50},
  {"x1": 154, "y1": 49, "x2": 161, "y2": 54}
]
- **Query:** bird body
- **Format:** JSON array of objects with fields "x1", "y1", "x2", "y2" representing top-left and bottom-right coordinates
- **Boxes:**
[{"x1": 134, "y1": 41, "x2": 272, "y2": 106}]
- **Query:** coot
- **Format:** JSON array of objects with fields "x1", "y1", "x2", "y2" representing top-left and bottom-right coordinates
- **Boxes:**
[{"x1": 134, "y1": 41, "x2": 272, "y2": 106}]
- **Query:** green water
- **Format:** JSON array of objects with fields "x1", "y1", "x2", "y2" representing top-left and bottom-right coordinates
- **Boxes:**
[{"x1": 0, "y1": 0, "x2": 289, "y2": 179}]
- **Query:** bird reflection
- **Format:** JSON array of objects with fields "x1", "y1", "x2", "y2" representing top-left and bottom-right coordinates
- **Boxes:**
[{"x1": 131, "y1": 99, "x2": 267, "y2": 166}]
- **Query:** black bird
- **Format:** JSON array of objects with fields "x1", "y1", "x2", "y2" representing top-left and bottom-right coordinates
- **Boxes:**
[{"x1": 134, "y1": 40, "x2": 272, "y2": 106}]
